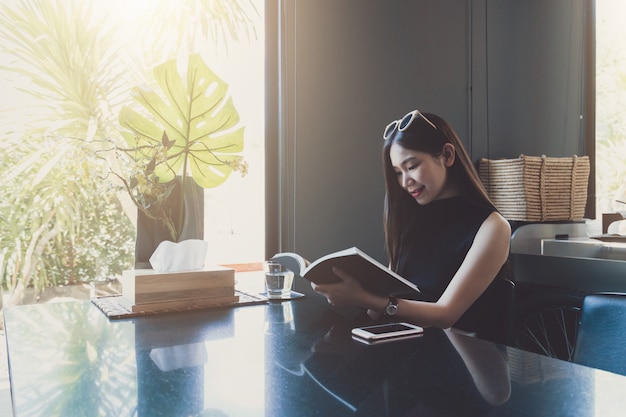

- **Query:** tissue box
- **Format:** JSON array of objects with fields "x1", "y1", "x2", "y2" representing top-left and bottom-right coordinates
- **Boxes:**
[{"x1": 120, "y1": 266, "x2": 237, "y2": 312}]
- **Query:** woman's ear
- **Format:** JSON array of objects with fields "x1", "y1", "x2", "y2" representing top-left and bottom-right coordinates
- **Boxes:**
[{"x1": 442, "y1": 143, "x2": 456, "y2": 167}]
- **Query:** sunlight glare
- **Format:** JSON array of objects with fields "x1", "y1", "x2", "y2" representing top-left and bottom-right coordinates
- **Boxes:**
[{"x1": 99, "y1": 0, "x2": 156, "y2": 19}]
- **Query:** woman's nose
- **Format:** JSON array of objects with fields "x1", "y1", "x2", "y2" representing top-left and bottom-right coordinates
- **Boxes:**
[{"x1": 401, "y1": 172, "x2": 413, "y2": 188}]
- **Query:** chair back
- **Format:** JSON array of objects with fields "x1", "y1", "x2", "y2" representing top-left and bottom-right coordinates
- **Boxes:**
[{"x1": 573, "y1": 293, "x2": 626, "y2": 375}]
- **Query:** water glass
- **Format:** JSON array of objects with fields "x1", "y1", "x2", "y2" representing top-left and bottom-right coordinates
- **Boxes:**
[{"x1": 263, "y1": 261, "x2": 294, "y2": 299}]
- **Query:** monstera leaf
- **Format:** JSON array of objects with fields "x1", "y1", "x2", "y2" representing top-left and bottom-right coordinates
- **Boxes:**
[{"x1": 119, "y1": 54, "x2": 244, "y2": 188}]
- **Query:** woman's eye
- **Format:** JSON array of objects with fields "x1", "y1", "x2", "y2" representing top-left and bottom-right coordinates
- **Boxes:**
[{"x1": 408, "y1": 164, "x2": 418, "y2": 171}]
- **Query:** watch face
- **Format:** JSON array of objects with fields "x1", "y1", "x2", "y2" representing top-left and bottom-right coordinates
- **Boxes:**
[{"x1": 386, "y1": 304, "x2": 398, "y2": 316}]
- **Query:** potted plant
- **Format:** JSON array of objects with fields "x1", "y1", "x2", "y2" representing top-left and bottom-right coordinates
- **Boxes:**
[{"x1": 113, "y1": 54, "x2": 248, "y2": 267}]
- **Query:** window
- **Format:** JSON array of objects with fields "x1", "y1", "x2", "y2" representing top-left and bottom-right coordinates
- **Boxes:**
[
  {"x1": 595, "y1": 0, "x2": 626, "y2": 229},
  {"x1": 0, "y1": 0, "x2": 265, "y2": 303}
]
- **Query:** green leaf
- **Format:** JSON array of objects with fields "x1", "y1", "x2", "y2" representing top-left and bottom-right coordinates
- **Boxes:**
[{"x1": 119, "y1": 54, "x2": 244, "y2": 188}]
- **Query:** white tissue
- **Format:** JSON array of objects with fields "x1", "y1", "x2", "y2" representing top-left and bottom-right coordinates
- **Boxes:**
[
  {"x1": 608, "y1": 220, "x2": 626, "y2": 235},
  {"x1": 149, "y1": 239, "x2": 208, "y2": 272}
]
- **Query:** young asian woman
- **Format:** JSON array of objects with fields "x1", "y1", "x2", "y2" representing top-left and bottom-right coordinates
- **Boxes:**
[{"x1": 311, "y1": 110, "x2": 512, "y2": 337}]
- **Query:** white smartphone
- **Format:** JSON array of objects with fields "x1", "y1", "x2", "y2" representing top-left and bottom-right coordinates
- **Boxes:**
[{"x1": 351, "y1": 322, "x2": 423, "y2": 344}]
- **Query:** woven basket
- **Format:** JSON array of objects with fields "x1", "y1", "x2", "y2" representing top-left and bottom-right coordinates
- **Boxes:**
[{"x1": 478, "y1": 155, "x2": 590, "y2": 222}]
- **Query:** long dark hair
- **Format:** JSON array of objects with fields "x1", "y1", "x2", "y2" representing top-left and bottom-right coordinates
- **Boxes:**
[{"x1": 382, "y1": 112, "x2": 495, "y2": 270}]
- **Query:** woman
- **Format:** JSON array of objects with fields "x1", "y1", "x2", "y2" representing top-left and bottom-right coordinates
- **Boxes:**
[{"x1": 312, "y1": 109, "x2": 511, "y2": 335}]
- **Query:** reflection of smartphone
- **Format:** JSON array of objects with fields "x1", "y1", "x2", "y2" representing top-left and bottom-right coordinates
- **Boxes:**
[{"x1": 351, "y1": 322, "x2": 423, "y2": 344}]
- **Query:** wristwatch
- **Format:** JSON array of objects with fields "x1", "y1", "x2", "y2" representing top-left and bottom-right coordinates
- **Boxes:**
[{"x1": 385, "y1": 296, "x2": 398, "y2": 316}]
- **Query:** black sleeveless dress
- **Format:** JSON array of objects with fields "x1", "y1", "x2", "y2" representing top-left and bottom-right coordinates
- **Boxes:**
[{"x1": 396, "y1": 195, "x2": 509, "y2": 337}]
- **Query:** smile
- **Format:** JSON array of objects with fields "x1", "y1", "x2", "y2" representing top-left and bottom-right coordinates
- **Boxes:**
[{"x1": 408, "y1": 186, "x2": 424, "y2": 198}]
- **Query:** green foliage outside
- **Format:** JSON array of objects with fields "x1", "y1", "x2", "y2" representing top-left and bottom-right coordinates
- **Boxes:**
[
  {"x1": 596, "y1": 0, "x2": 626, "y2": 213},
  {"x1": 0, "y1": 0, "x2": 258, "y2": 302},
  {"x1": 0, "y1": 132, "x2": 135, "y2": 293}
]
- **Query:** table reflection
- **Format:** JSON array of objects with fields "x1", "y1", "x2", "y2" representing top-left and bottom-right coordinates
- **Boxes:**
[
  {"x1": 134, "y1": 306, "x2": 265, "y2": 417},
  {"x1": 136, "y1": 346, "x2": 205, "y2": 417},
  {"x1": 266, "y1": 304, "x2": 595, "y2": 417},
  {"x1": 264, "y1": 301, "x2": 296, "y2": 335},
  {"x1": 7, "y1": 302, "x2": 137, "y2": 417},
  {"x1": 295, "y1": 324, "x2": 510, "y2": 415}
]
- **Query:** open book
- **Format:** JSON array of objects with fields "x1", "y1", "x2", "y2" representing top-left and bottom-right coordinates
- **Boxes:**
[{"x1": 272, "y1": 247, "x2": 420, "y2": 297}]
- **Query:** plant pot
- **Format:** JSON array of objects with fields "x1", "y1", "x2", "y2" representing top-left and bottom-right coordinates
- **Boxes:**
[{"x1": 135, "y1": 177, "x2": 204, "y2": 268}]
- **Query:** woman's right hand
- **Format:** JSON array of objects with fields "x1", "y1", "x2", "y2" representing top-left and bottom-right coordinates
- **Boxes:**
[
  {"x1": 312, "y1": 267, "x2": 389, "y2": 314},
  {"x1": 311, "y1": 267, "x2": 364, "y2": 306}
]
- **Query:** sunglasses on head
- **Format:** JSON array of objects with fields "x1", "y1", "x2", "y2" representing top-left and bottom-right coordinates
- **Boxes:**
[{"x1": 382, "y1": 109, "x2": 437, "y2": 140}]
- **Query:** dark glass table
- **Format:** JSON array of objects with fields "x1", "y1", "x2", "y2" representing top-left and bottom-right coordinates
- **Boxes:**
[{"x1": 4, "y1": 272, "x2": 626, "y2": 417}]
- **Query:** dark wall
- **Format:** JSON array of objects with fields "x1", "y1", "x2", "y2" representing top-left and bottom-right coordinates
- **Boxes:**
[
  {"x1": 480, "y1": 1, "x2": 588, "y2": 158},
  {"x1": 266, "y1": 0, "x2": 591, "y2": 263}
]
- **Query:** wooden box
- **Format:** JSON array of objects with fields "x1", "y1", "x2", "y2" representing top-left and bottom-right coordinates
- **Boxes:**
[{"x1": 120, "y1": 266, "x2": 237, "y2": 312}]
